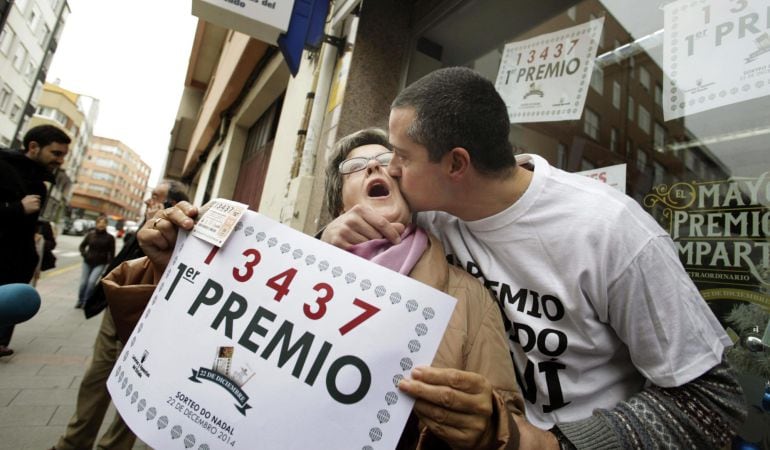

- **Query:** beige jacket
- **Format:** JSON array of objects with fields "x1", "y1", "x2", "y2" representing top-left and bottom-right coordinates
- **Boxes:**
[{"x1": 103, "y1": 234, "x2": 524, "y2": 450}]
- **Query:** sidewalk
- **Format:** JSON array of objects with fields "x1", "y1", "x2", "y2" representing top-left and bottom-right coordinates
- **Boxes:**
[{"x1": 0, "y1": 262, "x2": 149, "y2": 449}]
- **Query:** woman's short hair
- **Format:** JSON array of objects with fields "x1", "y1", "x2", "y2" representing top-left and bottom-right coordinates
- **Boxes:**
[{"x1": 324, "y1": 128, "x2": 390, "y2": 218}]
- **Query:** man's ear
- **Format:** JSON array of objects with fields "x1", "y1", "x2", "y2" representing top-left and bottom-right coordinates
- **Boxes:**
[
  {"x1": 445, "y1": 147, "x2": 471, "y2": 180},
  {"x1": 26, "y1": 141, "x2": 40, "y2": 158}
]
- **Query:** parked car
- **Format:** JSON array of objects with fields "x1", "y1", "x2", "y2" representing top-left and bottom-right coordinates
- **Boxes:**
[
  {"x1": 123, "y1": 220, "x2": 140, "y2": 241},
  {"x1": 62, "y1": 219, "x2": 95, "y2": 236}
]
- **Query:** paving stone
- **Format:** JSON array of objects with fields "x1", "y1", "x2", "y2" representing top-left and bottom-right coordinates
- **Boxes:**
[
  {"x1": 10, "y1": 388, "x2": 78, "y2": 406},
  {"x1": 0, "y1": 404, "x2": 56, "y2": 426}
]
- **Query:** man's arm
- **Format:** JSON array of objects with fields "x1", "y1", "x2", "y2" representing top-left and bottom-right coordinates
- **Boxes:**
[
  {"x1": 552, "y1": 357, "x2": 745, "y2": 450},
  {"x1": 320, "y1": 204, "x2": 405, "y2": 248},
  {"x1": 0, "y1": 194, "x2": 40, "y2": 219}
]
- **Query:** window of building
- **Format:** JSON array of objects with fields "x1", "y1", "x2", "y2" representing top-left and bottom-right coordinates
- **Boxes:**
[
  {"x1": 653, "y1": 161, "x2": 665, "y2": 186},
  {"x1": 25, "y1": 59, "x2": 36, "y2": 83},
  {"x1": 584, "y1": 108, "x2": 600, "y2": 140},
  {"x1": 9, "y1": 98, "x2": 24, "y2": 121},
  {"x1": 556, "y1": 143, "x2": 566, "y2": 169},
  {"x1": 15, "y1": 0, "x2": 30, "y2": 14},
  {"x1": 654, "y1": 83, "x2": 662, "y2": 107},
  {"x1": 590, "y1": 66, "x2": 604, "y2": 94},
  {"x1": 638, "y1": 105, "x2": 651, "y2": 135},
  {"x1": 627, "y1": 96, "x2": 634, "y2": 121},
  {"x1": 636, "y1": 148, "x2": 647, "y2": 171},
  {"x1": 612, "y1": 81, "x2": 621, "y2": 109},
  {"x1": 581, "y1": 158, "x2": 596, "y2": 171},
  {"x1": 653, "y1": 123, "x2": 666, "y2": 149},
  {"x1": 0, "y1": 27, "x2": 14, "y2": 55},
  {"x1": 625, "y1": 139, "x2": 633, "y2": 157},
  {"x1": 28, "y1": 5, "x2": 41, "y2": 32},
  {"x1": 12, "y1": 44, "x2": 28, "y2": 71},
  {"x1": 38, "y1": 24, "x2": 50, "y2": 46},
  {"x1": 610, "y1": 127, "x2": 618, "y2": 152},
  {"x1": 639, "y1": 66, "x2": 651, "y2": 91},
  {"x1": 0, "y1": 85, "x2": 11, "y2": 113}
]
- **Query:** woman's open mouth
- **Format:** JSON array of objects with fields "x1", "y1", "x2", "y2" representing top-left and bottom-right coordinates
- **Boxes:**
[{"x1": 367, "y1": 180, "x2": 390, "y2": 198}]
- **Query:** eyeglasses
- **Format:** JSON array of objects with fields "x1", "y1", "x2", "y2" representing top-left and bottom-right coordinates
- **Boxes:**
[{"x1": 338, "y1": 152, "x2": 394, "y2": 174}]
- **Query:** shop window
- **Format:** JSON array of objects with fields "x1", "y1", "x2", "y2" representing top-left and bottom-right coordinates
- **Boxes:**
[
  {"x1": 653, "y1": 161, "x2": 665, "y2": 186},
  {"x1": 638, "y1": 105, "x2": 651, "y2": 135},
  {"x1": 612, "y1": 81, "x2": 621, "y2": 109},
  {"x1": 584, "y1": 109, "x2": 600, "y2": 140}
]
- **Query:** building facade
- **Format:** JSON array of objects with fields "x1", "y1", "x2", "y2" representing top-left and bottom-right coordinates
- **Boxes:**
[
  {"x1": 0, "y1": 0, "x2": 69, "y2": 147},
  {"x1": 168, "y1": 1, "x2": 769, "y2": 444},
  {"x1": 23, "y1": 81, "x2": 96, "y2": 222},
  {"x1": 70, "y1": 135, "x2": 150, "y2": 221}
]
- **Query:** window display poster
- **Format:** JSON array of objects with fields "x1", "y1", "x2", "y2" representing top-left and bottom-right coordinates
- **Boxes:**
[
  {"x1": 495, "y1": 17, "x2": 604, "y2": 123},
  {"x1": 106, "y1": 211, "x2": 457, "y2": 450},
  {"x1": 576, "y1": 163, "x2": 627, "y2": 193},
  {"x1": 642, "y1": 172, "x2": 770, "y2": 319},
  {"x1": 663, "y1": 0, "x2": 770, "y2": 120}
]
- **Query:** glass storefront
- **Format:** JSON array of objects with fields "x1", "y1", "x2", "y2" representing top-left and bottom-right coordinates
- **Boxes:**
[{"x1": 406, "y1": 0, "x2": 769, "y2": 446}]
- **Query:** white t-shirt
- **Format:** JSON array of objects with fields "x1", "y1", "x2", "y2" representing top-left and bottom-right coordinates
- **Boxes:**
[{"x1": 417, "y1": 154, "x2": 730, "y2": 429}]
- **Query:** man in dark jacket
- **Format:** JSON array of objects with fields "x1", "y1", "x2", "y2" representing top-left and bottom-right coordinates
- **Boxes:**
[{"x1": 0, "y1": 124, "x2": 70, "y2": 357}]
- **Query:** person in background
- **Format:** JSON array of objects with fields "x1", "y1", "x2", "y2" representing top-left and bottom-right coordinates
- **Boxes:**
[
  {"x1": 76, "y1": 215, "x2": 115, "y2": 309},
  {"x1": 52, "y1": 180, "x2": 189, "y2": 450},
  {"x1": 321, "y1": 67, "x2": 746, "y2": 449},
  {"x1": 0, "y1": 124, "x2": 70, "y2": 357}
]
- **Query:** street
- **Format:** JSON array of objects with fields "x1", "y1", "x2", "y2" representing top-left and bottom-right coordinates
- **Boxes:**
[{"x1": 0, "y1": 233, "x2": 147, "y2": 449}]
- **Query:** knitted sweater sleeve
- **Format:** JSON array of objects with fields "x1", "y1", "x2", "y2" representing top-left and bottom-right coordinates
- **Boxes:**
[{"x1": 555, "y1": 356, "x2": 746, "y2": 449}]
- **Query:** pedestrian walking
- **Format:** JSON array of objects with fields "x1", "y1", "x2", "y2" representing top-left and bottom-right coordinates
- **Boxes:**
[{"x1": 76, "y1": 215, "x2": 115, "y2": 309}]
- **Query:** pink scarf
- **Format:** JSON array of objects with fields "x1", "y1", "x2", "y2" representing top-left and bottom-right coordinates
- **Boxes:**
[{"x1": 348, "y1": 224, "x2": 428, "y2": 275}]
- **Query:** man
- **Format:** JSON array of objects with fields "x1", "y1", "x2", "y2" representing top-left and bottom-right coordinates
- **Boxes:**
[
  {"x1": 322, "y1": 67, "x2": 746, "y2": 449},
  {"x1": 52, "y1": 180, "x2": 188, "y2": 450},
  {"x1": 0, "y1": 124, "x2": 70, "y2": 357}
]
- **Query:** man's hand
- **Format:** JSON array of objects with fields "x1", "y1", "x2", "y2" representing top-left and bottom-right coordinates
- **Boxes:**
[
  {"x1": 398, "y1": 366, "x2": 497, "y2": 449},
  {"x1": 21, "y1": 195, "x2": 41, "y2": 214},
  {"x1": 320, "y1": 205, "x2": 405, "y2": 249},
  {"x1": 138, "y1": 201, "x2": 197, "y2": 274}
]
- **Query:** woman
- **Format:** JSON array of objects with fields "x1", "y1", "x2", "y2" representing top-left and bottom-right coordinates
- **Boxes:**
[
  {"x1": 105, "y1": 129, "x2": 523, "y2": 449},
  {"x1": 76, "y1": 215, "x2": 115, "y2": 308}
]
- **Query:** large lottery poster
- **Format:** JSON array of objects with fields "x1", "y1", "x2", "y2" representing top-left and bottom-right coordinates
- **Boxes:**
[
  {"x1": 495, "y1": 17, "x2": 605, "y2": 123},
  {"x1": 664, "y1": 0, "x2": 770, "y2": 120},
  {"x1": 107, "y1": 210, "x2": 456, "y2": 450}
]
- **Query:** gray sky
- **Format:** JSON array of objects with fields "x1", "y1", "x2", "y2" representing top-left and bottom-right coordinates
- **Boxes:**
[{"x1": 47, "y1": 0, "x2": 198, "y2": 185}]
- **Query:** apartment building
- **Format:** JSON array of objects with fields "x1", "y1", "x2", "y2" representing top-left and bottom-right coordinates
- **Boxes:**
[
  {"x1": 0, "y1": 0, "x2": 69, "y2": 147},
  {"x1": 24, "y1": 81, "x2": 97, "y2": 221},
  {"x1": 69, "y1": 135, "x2": 150, "y2": 221}
]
